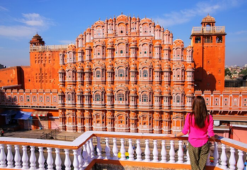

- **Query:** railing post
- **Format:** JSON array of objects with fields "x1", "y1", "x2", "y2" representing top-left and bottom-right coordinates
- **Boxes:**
[
  {"x1": 220, "y1": 144, "x2": 227, "y2": 169},
  {"x1": 206, "y1": 147, "x2": 211, "y2": 166},
  {"x1": 29, "y1": 146, "x2": 36, "y2": 170},
  {"x1": 78, "y1": 148, "x2": 83, "y2": 170},
  {"x1": 0, "y1": 144, "x2": 6, "y2": 168},
  {"x1": 47, "y1": 147, "x2": 53, "y2": 170},
  {"x1": 83, "y1": 144, "x2": 88, "y2": 166},
  {"x1": 112, "y1": 138, "x2": 118, "y2": 160},
  {"x1": 14, "y1": 145, "x2": 21, "y2": 169},
  {"x1": 229, "y1": 147, "x2": 236, "y2": 170},
  {"x1": 73, "y1": 149, "x2": 79, "y2": 170},
  {"x1": 120, "y1": 138, "x2": 126, "y2": 160},
  {"x1": 64, "y1": 149, "x2": 71, "y2": 170},
  {"x1": 128, "y1": 139, "x2": 134, "y2": 161},
  {"x1": 169, "y1": 140, "x2": 175, "y2": 163},
  {"x1": 186, "y1": 143, "x2": 190, "y2": 164},
  {"x1": 161, "y1": 140, "x2": 166, "y2": 163},
  {"x1": 89, "y1": 138, "x2": 94, "y2": 159},
  {"x1": 144, "y1": 139, "x2": 150, "y2": 162},
  {"x1": 152, "y1": 140, "x2": 158, "y2": 162},
  {"x1": 136, "y1": 139, "x2": 142, "y2": 161},
  {"x1": 105, "y1": 137, "x2": 111, "y2": 159},
  {"x1": 213, "y1": 142, "x2": 219, "y2": 166},
  {"x1": 237, "y1": 150, "x2": 244, "y2": 170},
  {"x1": 7, "y1": 144, "x2": 13, "y2": 168},
  {"x1": 55, "y1": 148, "x2": 62, "y2": 170},
  {"x1": 22, "y1": 145, "x2": 29, "y2": 169},
  {"x1": 177, "y1": 140, "x2": 183, "y2": 163},
  {"x1": 96, "y1": 137, "x2": 102, "y2": 159}
]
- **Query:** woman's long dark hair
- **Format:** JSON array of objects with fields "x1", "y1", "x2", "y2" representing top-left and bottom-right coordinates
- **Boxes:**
[{"x1": 191, "y1": 96, "x2": 209, "y2": 128}]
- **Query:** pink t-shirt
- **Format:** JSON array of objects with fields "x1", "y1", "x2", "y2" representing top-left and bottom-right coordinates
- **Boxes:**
[{"x1": 182, "y1": 113, "x2": 214, "y2": 147}]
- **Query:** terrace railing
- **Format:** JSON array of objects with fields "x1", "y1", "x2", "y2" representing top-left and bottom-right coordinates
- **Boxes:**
[
  {"x1": 191, "y1": 26, "x2": 225, "y2": 34},
  {"x1": 0, "y1": 131, "x2": 246, "y2": 170},
  {"x1": 30, "y1": 45, "x2": 69, "y2": 52}
]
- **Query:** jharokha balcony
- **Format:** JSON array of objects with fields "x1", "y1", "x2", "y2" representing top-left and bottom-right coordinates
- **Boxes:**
[{"x1": 0, "y1": 132, "x2": 247, "y2": 170}]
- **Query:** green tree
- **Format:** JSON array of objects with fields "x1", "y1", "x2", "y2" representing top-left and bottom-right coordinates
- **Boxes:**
[
  {"x1": 225, "y1": 68, "x2": 232, "y2": 76},
  {"x1": 239, "y1": 68, "x2": 247, "y2": 76}
]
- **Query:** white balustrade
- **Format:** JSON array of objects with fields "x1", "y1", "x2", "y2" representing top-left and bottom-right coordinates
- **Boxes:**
[
  {"x1": 161, "y1": 140, "x2": 167, "y2": 163},
  {"x1": 229, "y1": 147, "x2": 236, "y2": 170},
  {"x1": 14, "y1": 145, "x2": 21, "y2": 169},
  {"x1": 29, "y1": 146, "x2": 36, "y2": 170},
  {"x1": 22, "y1": 145, "x2": 29, "y2": 169},
  {"x1": 169, "y1": 140, "x2": 175, "y2": 163},
  {"x1": 47, "y1": 147, "x2": 53, "y2": 170},
  {"x1": 64, "y1": 149, "x2": 71, "y2": 170},
  {"x1": 96, "y1": 137, "x2": 102, "y2": 159},
  {"x1": 89, "y1": 138, "x2": 94, "y2": 159},
  {"x1": 78, "y1": 148, "x2": 83, "y2": 170},
  {"x1": 83, "y1": 144, "x2": 89, "y2": 166},
  {"x1": 112, "y1": 138, "x2": 118, "y2": 160},
  {"x1": 152, "y1": 140, "x2": 158, "y2": 162},
  {"x1": 177, "y1": 140, "x2": 183, "y2": 163},
  {"x1": 128, "y1": 139, "x2": 134, "y2": 161},
  {"x1": 38, "y1": 147, "x2": 45, "y2": 170},
  {"x1": 6, "y1": 144, "x2": 13, "y2": 168},
  {"x1": 120, "y1": 138, "x2": 126, "y2": 160},
  {"x1": 0, "y1": 144, "x2": 6, "y2": 168},
  {"x1": 73, "y1": 149, "x2": 79, "y2": 170},
  {"x1": 237, "y1": 150, "x2": 244, "y2": 170},
  {"x1": 55, "y1": 148, "x2": 62, "y2": 170},
  {"x1": 220, "y1": 144, "x2": 227, "y2": 169},
  {"x1": 105, "y1": 138, "x2": 111, "y2": 159},
  {"x1": 136, "y1": 139, "x2": 142, "y2": 161},
  {"x1": 206, "y1": 147, "x2": 211, "y2": 166},
  {"x1": 86, "y1": 141, "x2": 91, "y2": 162}
]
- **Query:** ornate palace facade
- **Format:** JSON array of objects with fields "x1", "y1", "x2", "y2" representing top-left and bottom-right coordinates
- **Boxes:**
[{"x1": 3, "y1": 14, "x2": 245, "y2": 138}]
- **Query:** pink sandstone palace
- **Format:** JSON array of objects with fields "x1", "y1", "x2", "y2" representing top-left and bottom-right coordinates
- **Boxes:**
[{"x1": 0, "y1": 14, "x2": 246, "y2": 143}]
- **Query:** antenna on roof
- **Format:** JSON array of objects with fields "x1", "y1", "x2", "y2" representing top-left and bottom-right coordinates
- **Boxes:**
[
  {"x1": 99, "y1": 17, "x2": 100, "y2": 20},
  {"x1": 121, "y1": 12, "x2": 123, "y2": 14}
]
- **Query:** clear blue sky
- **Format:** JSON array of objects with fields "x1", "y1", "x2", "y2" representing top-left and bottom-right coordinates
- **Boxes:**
[{"x1": 0, "y1": 0, "x2": 246, "y2": 67}]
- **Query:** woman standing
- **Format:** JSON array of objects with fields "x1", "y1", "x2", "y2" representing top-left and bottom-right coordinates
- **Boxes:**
[{"x1": 170, "y1": 96, "x2": 216, "y2": 170}]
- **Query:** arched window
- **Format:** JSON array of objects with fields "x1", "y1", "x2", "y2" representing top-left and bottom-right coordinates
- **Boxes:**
[
  {"x1": 96, "y1": 70, "x2": 100, "y2": 77},
  {"x1": 68, "y1": 94, "x2": 71, "y2": 101},
  {"x1": 176, "y1": 95, "x2": 180, "y2": 103},
  {"x1": 118, "y1": 69, "x2": 124, "y2": 77},
  {"x1": 117, "y1": 93, "x2": 124, "y2": 101},
  {"x1": 143, "y1": 70, "x2": 148, "y2": 77},
  {"x1": 95, "y1": 94, "x2": 100, "y2": 101},
  {"x1": 142, "y1": 94, "x2": 148, "y2": 102}
]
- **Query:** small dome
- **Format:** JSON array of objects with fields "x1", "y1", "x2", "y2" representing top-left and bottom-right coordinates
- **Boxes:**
[
  {"x1": 163, "y1": 63, "x2": 171, "y2": 71},
  {"x1": 202, "y1": 14, "x2": 215, "y2": 23},
  {"x1": 132, "y1": 16, "x2": 136, "y2": 21},
  {"x1": 155, "y1": 24, "x2": 161, "y2": 29},
  {"x1": 116, "y1": 14, "x2": 128, "y2": 22},
  {"x1": 67, "y1": 44, "x2": 76, "y2": 51},
  {"x1": 86, "y1": 27, "x2": 91, "y2": 33},
  {"x1": 154, "y1": 41, "x2": 161, "y2": 47},
  {"x1": 173, "y1": 39, "x2": 184, "y2": 47},
  {"x1": 78, "y1": 34, "x2": 83, "y2": 38},
  {"x1": 59, "y1": 67, "x2": 65, "y2": 73},
  {"x1": 108, "y1": 18, "x2": 113, "y2": 22},
  {"x1": 164, "y1": 29, "x2": 170, "y2": 34},
  {"x1": 95, "y1": 20, "x2": 104, "y2": 25},
  {"x1": 140, "y1": 17, "x2": 152, "y2": 23}
]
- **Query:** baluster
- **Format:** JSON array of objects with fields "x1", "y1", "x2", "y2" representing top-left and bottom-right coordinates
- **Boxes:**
[
  {"x1": 177, "y1": 140, "x2": 183, "y2": 163},
  {"x1": 214, "y1": 142, "x2": 219, "y2": 166},
  {"x1": 237, "y1": 150, "x2": 244, "y2": 170},
  {"x1": 38, "y1": 147, "x2": 45, "y2": 170},
  {"x1": 169, "y1": 140, "x2": 175, "y2": 163},
  {"x1": 136, "y1": 139, "x2": 142, "y2": 161},
  {"x1": 96, "y1": 137, "x2": 102, "y2": 159},
  {"x1": 128, "y1": 139, "x2": 134, "y2": 161},
  {"x1": 86, "y1": 141, "x2": 91, "y2": 162},
  {"x1": 7, "y1": 145, "x2": 13, "y2": 168},
  {"x1": 89, "y1": 138, "x2": 94, "y2": 159},
  {"x1": 105, "y1": 138, "x2": 111, "y2": 159},
  {"x1": 83, "y1": 144, "x2": 88, "y2": 166},
  {"x1": 47, "y1": 147, "x2": 53, "y2": 170},
  {"x1": 22, "y1": 145, "x2": 29, "y2": 169},
  {"x1": 64, "y1": 149, "x2": 71, "y2": 170},
  {"x1": 220, "y1": 144, "x2": 227, "y2": 169},
  {"x1": 112, "y1": 138, "x2": 118, "y2": 160},
  {"x1": 120, "y1": 138, "x2": 126, "y2": 160},
  {"x1": 144, "y1": 139, "x2": 150, "y2": 162},
  {"x1": 152, "y1": 140, "x2": 158, "y2": 162},
  {"x1": 73, "y1": 149, "x2": 79, "y2": 170},
  {"x1": 206, "y1": 147, "x2": 211, "y2": 166},
  {"x1": 29, "y1": 146, "x2": 36, "y2": 170},
  {"x1": 14, "y1": 145, "x2": 21, "y2": 169},
  {"x1": 161, "y1": 140, "x2": 166, "y2": 163},
  {"x1": 186, "y1": 143, "x2": 190, "y2": 164},
  {"x1": 229, "y1": 147, "x2": 236, "y2": 170},
  {"x1": 0, "y1": 144, "x2": 6, "y2": 168},
  {"x1": 78, "y1": 148, "x2": 83, "y2": 170},
  {"x1": 55, "y1": 148, "x2": 62, "y2": 170}
]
